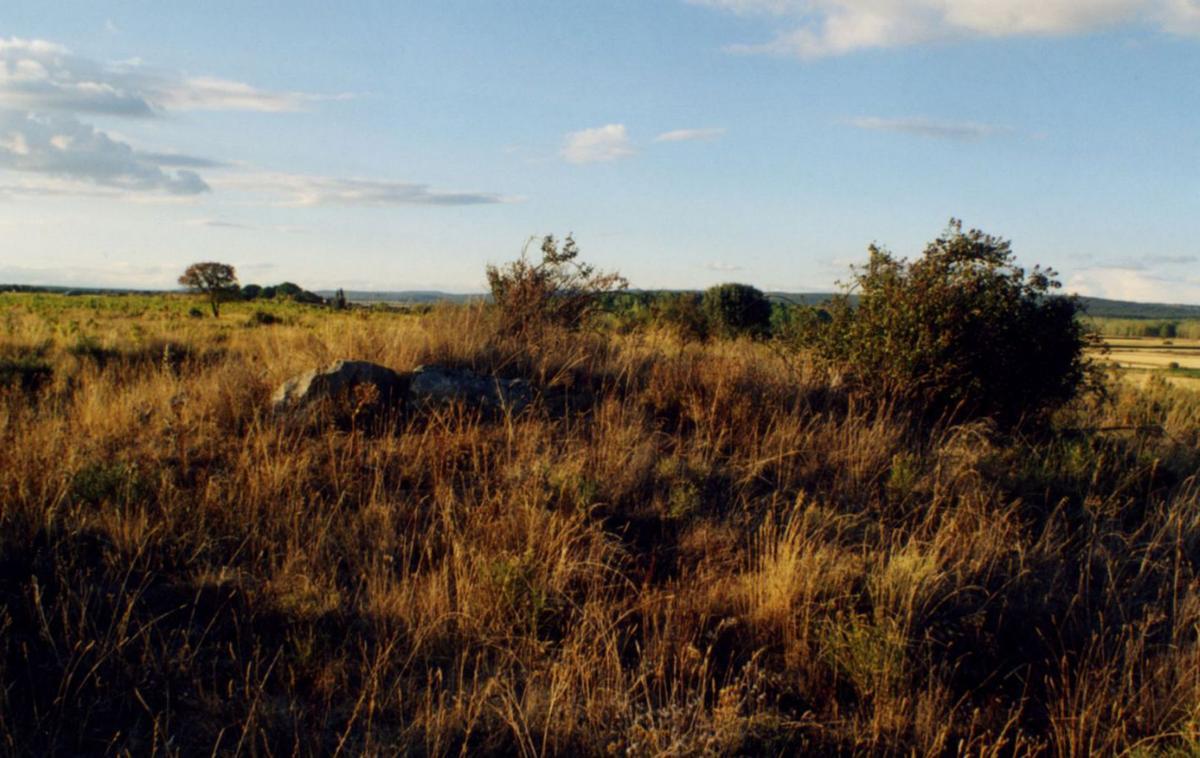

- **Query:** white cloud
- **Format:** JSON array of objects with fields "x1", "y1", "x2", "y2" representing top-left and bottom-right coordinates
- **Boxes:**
[
  {"x1": 689, "y1": 0, "x2": 1200, "y2": 57},
  {"x1": 848, "y1": 115, "x2": 1011, "y2": 139},
  {"x1": 0, "y1": 37, "x2": 507, "y2": 206},
  {"x1": 158, "y1": 77, "x2": 354, "y2": 113},
  {"x1": 655, "y1": 127, "x2": 728, "y2": 142},
  {"x1": 0, "y1": 37, "x2": 350, "y2": 116},
  {"x1": 704, "y1": 261, "x2": 745, "y2": 272},
  {"x1": 561, "y1": 124, "x2": 635, "y2": 164},
  {"x1": 213, "y1": 172, "x2": 514, "y2": 207},
  {"x1": 0, "y1": 110, "x2": 209, "y2": 194},
  {"x1": 1067, "y1": 266, "x2": 1200, "y2": 303}
]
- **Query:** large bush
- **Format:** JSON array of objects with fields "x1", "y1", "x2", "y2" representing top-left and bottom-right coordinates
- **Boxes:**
[
  {"x1": 701, "y1": 283, "x2": 772, "y2": 339},
  {"x1": 810, "y1": 220, "x2": 1093, "y2": 428},
  {"x1": 486, "y1": 234, "x2": 627, "y2": 335}
]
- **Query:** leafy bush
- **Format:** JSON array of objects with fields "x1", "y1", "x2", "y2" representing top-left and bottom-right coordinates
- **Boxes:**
[
  {"x1": 702, "y1": 283, "x2": 772, "y2": 339},
  {"x1": 486, "y1": 234, "x2": 627, "y2": 335},
  {"x1": 808, "y1": 219, "x2": 1092, "y2": 429},
  {"x1": 650, "y1": 292, "x2": 709, "y2": 342},
  {"x1": 247, "y1": 310, "x2": 281, "y2": 326},
  {"x1": 240, "y1": 284, "x2": 263, "y2": 300}
]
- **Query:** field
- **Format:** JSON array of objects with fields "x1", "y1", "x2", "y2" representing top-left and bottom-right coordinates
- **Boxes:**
[
  {"x1": 3, "y1": 293, "x2": 1200, "y2": 755},
  {"x1": 1086, "y1": 318, "x2": 1200, "y2": 392}
]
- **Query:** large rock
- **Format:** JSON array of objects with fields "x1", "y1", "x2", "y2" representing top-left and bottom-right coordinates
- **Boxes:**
[
  {"x1": 270, "y1": 361, "x2": 534, "y2": 420},
  {"x1": 408, "y1": 365, "x2": 533, "y2": 413},
  {"x1": 271, "y1": 359, "x2": 407, "y2": 414}
]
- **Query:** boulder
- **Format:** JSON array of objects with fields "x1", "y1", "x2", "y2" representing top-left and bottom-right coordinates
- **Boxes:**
[
  {"x1": 271, "y1": 359, "x2": 407, "y2": 415},
  {"x1": 408, "y1": 365, "x2": 532, "y2": 413}
]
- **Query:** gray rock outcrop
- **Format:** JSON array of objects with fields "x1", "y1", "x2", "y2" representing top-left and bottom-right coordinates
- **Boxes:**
[
  {"x1": 408, "y1": 365, "x2": 533, "y2": 413},
  {"x1": 270, "y1": 360, "x2": 533, "y2": 418},
  {"x1": 271, "y1": 359, "x2": 408, "y2": 414}
]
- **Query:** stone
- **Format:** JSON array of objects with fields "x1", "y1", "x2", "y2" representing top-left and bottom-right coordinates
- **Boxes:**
[
  {"x1": 407, "y1": 365, "x2": 532, "y2": 413},
  {"x1": 271, "y1": 359, "x2": 407, "y2": 414}
]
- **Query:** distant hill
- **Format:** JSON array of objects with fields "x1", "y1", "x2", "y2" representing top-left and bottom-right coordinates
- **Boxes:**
[
  {"x1": 1073, "y1": 297, "x2": 1200, "y2": 320},
  {"x1": 0, "y1": 284, "x2": 163, "y2": 296},
  {"x1": 314, "y1": 290, "x2": 484, "y2": 304}
]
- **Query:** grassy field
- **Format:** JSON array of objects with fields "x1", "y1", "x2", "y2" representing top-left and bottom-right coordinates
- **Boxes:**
[
  {"x1": 1086, "y1": 328, "x2": 1200, "y2": 392},
  {"x1": 3, "y1": 293, "x2": 1200, "y2": 754}
]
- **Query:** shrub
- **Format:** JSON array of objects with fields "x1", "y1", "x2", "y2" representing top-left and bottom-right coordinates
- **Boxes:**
[
  {"x1": 702, "y1": 283, "x2": 772, "y2": 339},
  {"x1": 650, "y1": 292, "x2": 709, "y2": 341},
  {"x1": 240, "y1": 284, "x2": 262, "y2": 300},
  {"x1": 247, "y1": 310, "x2": 281, "y2": 326},
  {"x1": 808, "y1": 219, "x2": 1092, "y2": 429},
  {"x1": 486, "y1": 234, "x2": 627, "y2": 336}
]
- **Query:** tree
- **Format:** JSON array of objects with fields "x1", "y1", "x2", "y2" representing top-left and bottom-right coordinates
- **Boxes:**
[
  {"x1": 808, "y1": 219, "x2": 1092, "y2": 429},
  {"x1": 702, "y1": 283, "x2": 772, "y2": 339},
  {"x1": 178, "y1": 262, "x2": 239, "y2": 317},
  {"x1": 486, "y1": 234, "x2": 628, "y2": 336}
]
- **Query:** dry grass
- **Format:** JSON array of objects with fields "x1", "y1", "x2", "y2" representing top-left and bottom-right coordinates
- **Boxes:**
[{"x1": 2, "y1": 293, "x2": 1200, "y2": 755}]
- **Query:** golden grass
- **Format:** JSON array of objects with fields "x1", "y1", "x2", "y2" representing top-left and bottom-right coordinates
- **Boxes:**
[{"x1": 2, "y1": 293, "x2": 1200, "y2": 754}]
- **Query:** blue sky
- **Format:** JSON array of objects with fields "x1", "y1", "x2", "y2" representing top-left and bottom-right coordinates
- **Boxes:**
[{"x1": 0, "y1": 1, "x2": 1197, "y2": 300}]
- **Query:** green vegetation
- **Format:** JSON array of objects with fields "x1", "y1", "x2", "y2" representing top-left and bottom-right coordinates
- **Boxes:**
[
  {"x1": 178, "y1": 261, "x2": 239, "y2": 317},
  {"x1": 1087, "y1": 316, "x2": 1200, "y2": 339},
  {"x1": 803, "y1": 220, "x2": 1092, "y2": 428},
  {"x1": 701, "y1": 282, "x2": 773, "y2": 339}
]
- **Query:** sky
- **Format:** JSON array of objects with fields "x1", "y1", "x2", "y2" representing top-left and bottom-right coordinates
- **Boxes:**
[{"x1": 0, "y1": 1, "x2": 1197, "y2": 300}]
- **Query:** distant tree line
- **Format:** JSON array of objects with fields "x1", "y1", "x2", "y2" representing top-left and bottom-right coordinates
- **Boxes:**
[{"x1": 178, "y1": 261, "x2": 347, "y2": 315}]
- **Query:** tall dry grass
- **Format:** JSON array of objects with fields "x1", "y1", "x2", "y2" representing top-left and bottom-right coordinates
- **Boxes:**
[{"x1": 1, "y1": 293, "x2": 1199, "y2": 755}]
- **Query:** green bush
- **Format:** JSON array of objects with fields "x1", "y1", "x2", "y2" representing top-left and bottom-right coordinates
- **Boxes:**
[
  {"x1": 808, "y1": 219, "x2": 1092, "y2": 429},
  {"x1": 247, "y1": 309, "x2": 281, "y2": 326},
  {"x1": 701, "y1": 283, "x2": 772, "y2": 339},
  {"x1": 650, "y1": 292, "x2": 709, "y2": 341}
]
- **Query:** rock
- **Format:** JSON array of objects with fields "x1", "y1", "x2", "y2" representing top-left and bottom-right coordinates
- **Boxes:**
[
  {"x1": 408, "y1": 365, "x2": 532, "y2": 413},
  {"x1": 271, "y1": 359, "x2": 407, "y2": 415}
]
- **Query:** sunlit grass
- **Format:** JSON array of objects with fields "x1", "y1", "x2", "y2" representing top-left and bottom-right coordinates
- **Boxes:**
[{"x1": 2, "y1": 293, "x2": 1199, "y2": 753}]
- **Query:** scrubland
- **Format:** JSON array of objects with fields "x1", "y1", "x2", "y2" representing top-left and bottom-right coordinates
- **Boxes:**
[{"x1": 3, "y1": 293, "x2": 1200, "y2": 755}]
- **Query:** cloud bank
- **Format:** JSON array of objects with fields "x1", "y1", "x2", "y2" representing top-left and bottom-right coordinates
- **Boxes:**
[
  {"x1": 0, "y1": 38, "x2": 347, "y2": 117},
  {"x1": 0, "y1": 37, "x2": 504, "y2": 205},
  {"x1": 689, "y1": 0, "x2": 1200, "y2": 57},
  {"x1": 0, "y1": 110, "x2": 209, "y2": 194}
]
